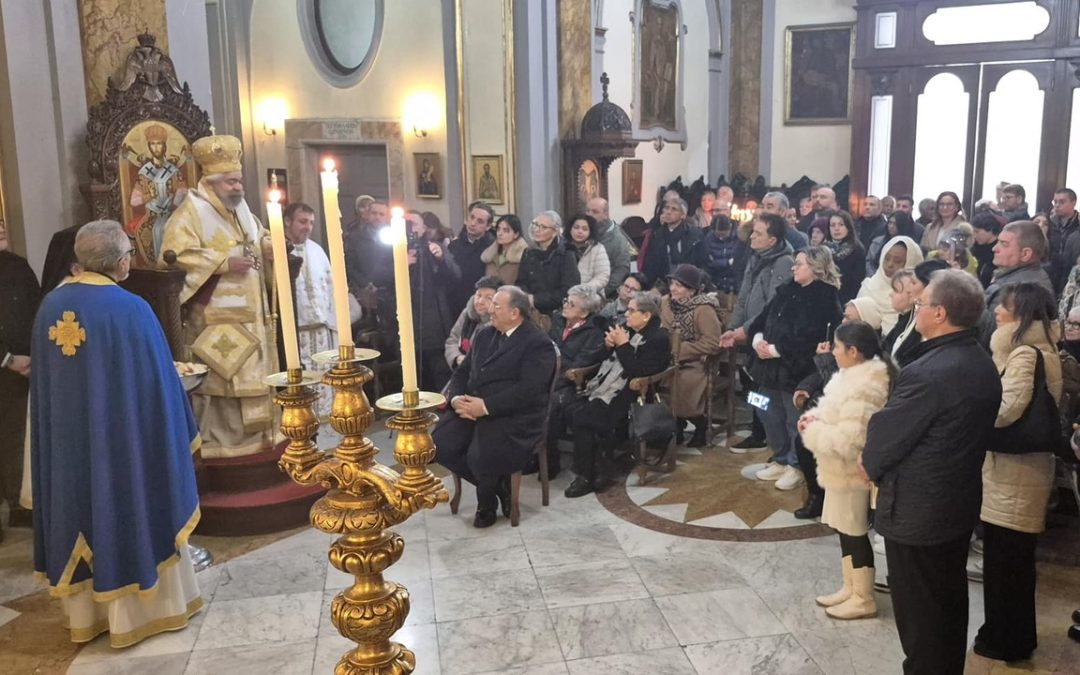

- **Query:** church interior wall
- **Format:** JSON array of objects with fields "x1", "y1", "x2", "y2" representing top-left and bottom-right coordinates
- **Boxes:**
[
  {"x1": 763, "y1": 0, "x2": 856, "y2": 187},
  {"x1": 247, "y1": 0, "x2": 450, "y2": 226},
  {"x1": 599, "y1": 0, "x2": 712, "y2": 221}
]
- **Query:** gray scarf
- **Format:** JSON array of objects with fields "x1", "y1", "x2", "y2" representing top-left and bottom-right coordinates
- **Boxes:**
[{"x1": 585, "y1": 332, "x2": 646, "y2": 404}]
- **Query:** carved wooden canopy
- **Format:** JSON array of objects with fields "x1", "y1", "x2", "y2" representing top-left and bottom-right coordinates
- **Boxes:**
[{"x1": 86, "y1": 32, "x2": 211, "y2": 226}]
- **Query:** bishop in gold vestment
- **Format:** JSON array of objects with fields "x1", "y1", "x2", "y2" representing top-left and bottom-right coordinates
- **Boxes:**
[{"x1": 161, "y1": 135, "x2": 277, "y2": 458}]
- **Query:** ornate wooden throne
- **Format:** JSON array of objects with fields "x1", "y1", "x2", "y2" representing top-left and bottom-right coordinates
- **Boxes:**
[{"x1": 85, "y1": 32, "x2": 212, "y2": 359}]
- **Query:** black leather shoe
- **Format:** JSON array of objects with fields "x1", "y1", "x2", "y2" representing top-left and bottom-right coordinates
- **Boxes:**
[
  {"x1": 1072, "y1": 609, "x2": 1080, "y2": 624},
  {"x1": 473, "y1": 509, "x2": 497, "y2": 528},
  {"x1": 564, "y1": 477, "x2": 595, "y2": 498},
  {"x1": 794, "y1": 492, "x2": 824, "y2": 519},
  {"x1": 1069, "y1": 623, "x2": 1080, "y2": 643},
  {"x1": 732, "y1": 435, "x2": 766, "y2": 450},
  {"x1": 973, "y1": 636, "x2": 1031, "y2": 662}
]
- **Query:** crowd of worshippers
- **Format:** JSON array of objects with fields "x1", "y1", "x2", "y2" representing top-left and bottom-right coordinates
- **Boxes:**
[
  {"x1": 4, "y1": 176, "x2": 1080, "y2": 670},
  {"x1": 332, "y1": 184, "x2": 1080, "y2": 672}
]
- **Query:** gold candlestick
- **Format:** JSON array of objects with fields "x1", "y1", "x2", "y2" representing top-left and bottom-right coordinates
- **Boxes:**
[{"x1": 268, "y1": 351, "x2": 448, "y2": 675}]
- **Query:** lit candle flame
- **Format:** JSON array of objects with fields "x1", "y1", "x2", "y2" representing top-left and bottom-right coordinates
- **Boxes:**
[
  {"x1": 391, "y1": 206, "x2": 404, "y2": 218},
  {"x1": 268, "y1": 189, "x2": 282, "y2": 204},
  {"x1": 322, "y1": 158, "x2": 335, "y2": 172}
]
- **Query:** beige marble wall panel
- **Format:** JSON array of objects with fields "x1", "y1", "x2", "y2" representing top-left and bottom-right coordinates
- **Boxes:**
[
  {"x1": 558, "y1": 0, "x2": 592, "y2": 140},
  {"x1": 728, "y1": 0, "x2": 761, "y2": 178},
  {"x1": 78, "y1": 0, "x2": 169, "y2": 108}
]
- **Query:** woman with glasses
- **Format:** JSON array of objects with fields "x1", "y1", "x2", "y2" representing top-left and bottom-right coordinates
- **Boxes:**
[
  {"x1": 563, "y1": 213, "x2": 611, "y2": 295},
  {"x1": 564, "y1": 291, "x2": 670, "y2": 498},
  {"x1": 517, "y1": 211, "x2": 580, "y2": 333},
  {"x1": 601, "y1": 272, "x2": 647, "y2": 323},
  {"x1": 748, "y1": 246, "x2": 844, "y2": 491},
  {"x1": 480, "y1": 214, "x2": 528, "y2": 286},
  {"x1": 541, "y1": 285, "x2": 610, "y2": 477},
  {"x1": 920, "y1": 190, "x2": 967, "y2": 253},
  {"x1": 975, "y1": 282, "x2": 1062, "y2": 662}
]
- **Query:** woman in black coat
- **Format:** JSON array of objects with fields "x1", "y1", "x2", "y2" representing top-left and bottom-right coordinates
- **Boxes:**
[
  {"x1": 518, "y1": 211, "x2": 580, "y2": 332},
  {"x1": 747, "y1": 246, "x2": 843, "y2": 491},
  {"x1": 537, "y1": 285, "x2": 609, "y2": 477},
  {"x1": 827, "y1": 211, "x2": 867, "y2": 304},
  {"x1": 564, "y1": 291, "x2": 670, "y2": 498}
]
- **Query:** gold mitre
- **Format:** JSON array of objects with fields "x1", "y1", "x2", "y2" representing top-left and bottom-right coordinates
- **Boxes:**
[{"x1": 192, "y1": 134, "x2": 243, "y2": 175}]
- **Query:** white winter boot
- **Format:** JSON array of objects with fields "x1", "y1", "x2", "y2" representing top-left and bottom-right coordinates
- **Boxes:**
[
  {"x1": 826, "y1": 565, "x2": 878, "y2": 620},
  {"x1": 816, "y1": 555, "x2": 853, "y2": 607}
]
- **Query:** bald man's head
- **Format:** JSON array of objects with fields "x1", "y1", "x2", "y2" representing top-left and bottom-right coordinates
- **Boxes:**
[
  {"x1": 815, "y1": 187, "x2": 837, "y2": 211},
  {"x1": 586, "y1": 197, "x2": 609, "y2": 221}
]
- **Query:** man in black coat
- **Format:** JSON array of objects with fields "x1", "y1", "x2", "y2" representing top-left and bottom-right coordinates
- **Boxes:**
[
  {"x1": 862, "y1": 269, "x2": 1001, "y2": 675},
  {"x1": 641, "y1": 198, "x2": 701, "y2": 286},
  {"x1": 434, "y1": 286, "x2": 556, "y2": 527},
  {"x1": 0, "y1": 221, "x2": 41, "y2": 538},
  {"x1": 446, "y1": 201, "x2": 496, "y2": 317}
]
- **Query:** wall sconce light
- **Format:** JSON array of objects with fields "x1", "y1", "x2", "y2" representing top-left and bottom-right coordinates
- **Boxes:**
[
  {"x1": 403, "y1": 92, "x2": 441, "y2": 138},
  {"x1": 258, "y1": 98, "x2": 287, "y2": 136}
]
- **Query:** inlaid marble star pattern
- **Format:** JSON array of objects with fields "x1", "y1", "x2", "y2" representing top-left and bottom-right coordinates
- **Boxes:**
[{"x1": 639, "y1": 446, "x2": 805, "y2": 526}]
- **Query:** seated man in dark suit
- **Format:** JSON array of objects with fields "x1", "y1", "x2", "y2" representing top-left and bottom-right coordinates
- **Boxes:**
[{"x1": 434, "y1": 285, "x2": 557, "y2": 528}]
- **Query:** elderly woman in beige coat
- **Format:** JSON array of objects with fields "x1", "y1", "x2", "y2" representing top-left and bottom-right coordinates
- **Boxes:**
[
  {"x1": 975, "y1": 282, "x2": 1063, "y2": 663},
  {"x1": 660, "y1": 263, "x2": 722, "y2": 447}
]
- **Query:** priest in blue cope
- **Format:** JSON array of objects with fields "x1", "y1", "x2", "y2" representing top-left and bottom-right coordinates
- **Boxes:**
[{"x1": 30, "y1": 219, "x2": 203, "y2": 648}]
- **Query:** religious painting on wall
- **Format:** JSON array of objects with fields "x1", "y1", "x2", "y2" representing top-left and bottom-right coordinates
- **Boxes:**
[
  {"x1": 472, "y1": 155, "x2": 504, "y2": 204},
  {"x1": 578, "y1": 159, "x2": 600, "y2": 206},
  {"x1": 118, "y1": 120, "x2": 198, "y2": 267},
  {"x1": 784, "y1": 23, "x2": 855, "y2": 125},
  {"x1": 415, "y1": 153, "x2": 441, "y2": 199},
  {"x1": 639, "y1": 1, "x2": 680, "y2": 130},
  {"x1": 267, "y1": 168, "x2": 289, "y2": 204},
  {"x1": 622, "y1": 160, "x2": 643, "y2": 205}
]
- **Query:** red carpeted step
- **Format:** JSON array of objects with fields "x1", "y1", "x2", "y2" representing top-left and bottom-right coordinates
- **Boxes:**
[
  {"x1": 195, "y1": 479, "x2": 324, "y2": 536},
  {"x1": 201, "y1": 441, "x2": 289, "y2": 493}
]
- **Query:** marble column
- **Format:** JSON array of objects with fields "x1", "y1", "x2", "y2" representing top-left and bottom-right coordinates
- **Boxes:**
[{"x1": 728, "y1": 0, "x2": 762, "y2": 179}]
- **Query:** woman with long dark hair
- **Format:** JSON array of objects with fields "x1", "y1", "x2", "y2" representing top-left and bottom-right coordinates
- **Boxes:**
[
  {"x1": 564, "y1": 213, "x2": 611, "y2": 295},
  {"x1": 827, "y1": 211, "x2": 866, "y2": 303},
  {"x1": 481, "y1": 214, "x2": 528, "y2": 285},
  {"x1": 975, "y1": 282, "x2": 1062, "y2": 662},
  {"x1": 920, "y1": 190, "x2": 967, "y2": 253},
  {"x1": 799, "y1": 321, "x2": 895, "y2": 620}
]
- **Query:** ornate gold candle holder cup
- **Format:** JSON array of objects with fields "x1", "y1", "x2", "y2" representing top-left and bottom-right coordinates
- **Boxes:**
[{"x1": 266, "y1": 346, "x2": 448, "y2": 675}]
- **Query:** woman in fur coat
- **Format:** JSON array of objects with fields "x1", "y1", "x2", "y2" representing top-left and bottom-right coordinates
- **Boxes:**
[{"x1": 799, "y1": 321, "x2": 894, "y2": 620}]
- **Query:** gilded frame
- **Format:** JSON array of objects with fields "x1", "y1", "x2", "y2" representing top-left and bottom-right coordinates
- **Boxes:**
[
  {"x1": 784, "y1": 22, "x2": 855, "y2": 126},
  {"x1": 471, "y1": 155, "x2": 504, "y2": 205}
]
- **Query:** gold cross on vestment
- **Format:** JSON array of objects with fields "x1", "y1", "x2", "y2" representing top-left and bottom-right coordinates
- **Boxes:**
[{"x1": 49, "y1": 311, "x2": 86, "y2": 356}]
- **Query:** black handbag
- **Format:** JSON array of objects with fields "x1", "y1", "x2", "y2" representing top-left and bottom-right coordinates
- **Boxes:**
[
  {"x1": 992, "y1": 347, "x2": 1060, "y2": 455},
  {"x1": 629, "y1": 393, "x2": 677, "y2": 444}
]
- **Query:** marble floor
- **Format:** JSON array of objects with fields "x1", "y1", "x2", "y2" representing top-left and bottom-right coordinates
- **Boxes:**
[{"x1": 3, "y1": 428, "x2": 1080, "y2": 674}]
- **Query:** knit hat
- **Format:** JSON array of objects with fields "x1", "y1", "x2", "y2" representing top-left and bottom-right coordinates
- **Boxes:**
[{"x1": 667, "y1": 263, "x2": 707, "y2": 291}]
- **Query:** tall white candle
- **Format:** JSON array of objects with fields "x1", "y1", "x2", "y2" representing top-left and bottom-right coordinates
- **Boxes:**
[
  {"x1": 319, "y1": 158, "x2": 354, "y2": 347},
  {"x1": 266, "y1": 190, "x2": 300, "y2": 371},
  {"x1": 390, "y1": 207, "x2": 418, "y2": 392}
]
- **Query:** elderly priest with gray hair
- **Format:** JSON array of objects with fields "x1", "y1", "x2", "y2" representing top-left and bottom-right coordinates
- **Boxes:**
[{"x1": 31, "y1": 219, "x2": 203, "y2": 647}]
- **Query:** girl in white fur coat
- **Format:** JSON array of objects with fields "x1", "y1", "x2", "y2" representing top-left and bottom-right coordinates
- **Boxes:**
[{"x1": 798, "y1": 321, "x2": 894, "y2": 620}]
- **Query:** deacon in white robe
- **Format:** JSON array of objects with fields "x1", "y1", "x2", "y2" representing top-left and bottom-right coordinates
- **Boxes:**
[{"x1": 285, "y1": 203, "x2": 338, "y2": 418}]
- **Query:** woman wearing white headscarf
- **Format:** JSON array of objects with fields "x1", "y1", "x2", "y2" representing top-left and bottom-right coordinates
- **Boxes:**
[{"x1": 856, "y1": 235, "x2": 923, "y2": 334}]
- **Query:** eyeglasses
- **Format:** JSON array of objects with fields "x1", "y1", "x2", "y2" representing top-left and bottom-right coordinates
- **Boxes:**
[
  {"x1": 913, "y1": 300, "x2": 939, "y2": 311},
  {"x1": 530, "y1": 221, "x2": 556, "y2": 230},
  {"x1": 562, "y1": 298, "x2": 578, "y2": 308},
  {"x1": 620, "y1": 282, "x2": 641, "y2": 291},
  {"x1": 117, "y1": 249, "x2": 134, "y2": 262}
]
